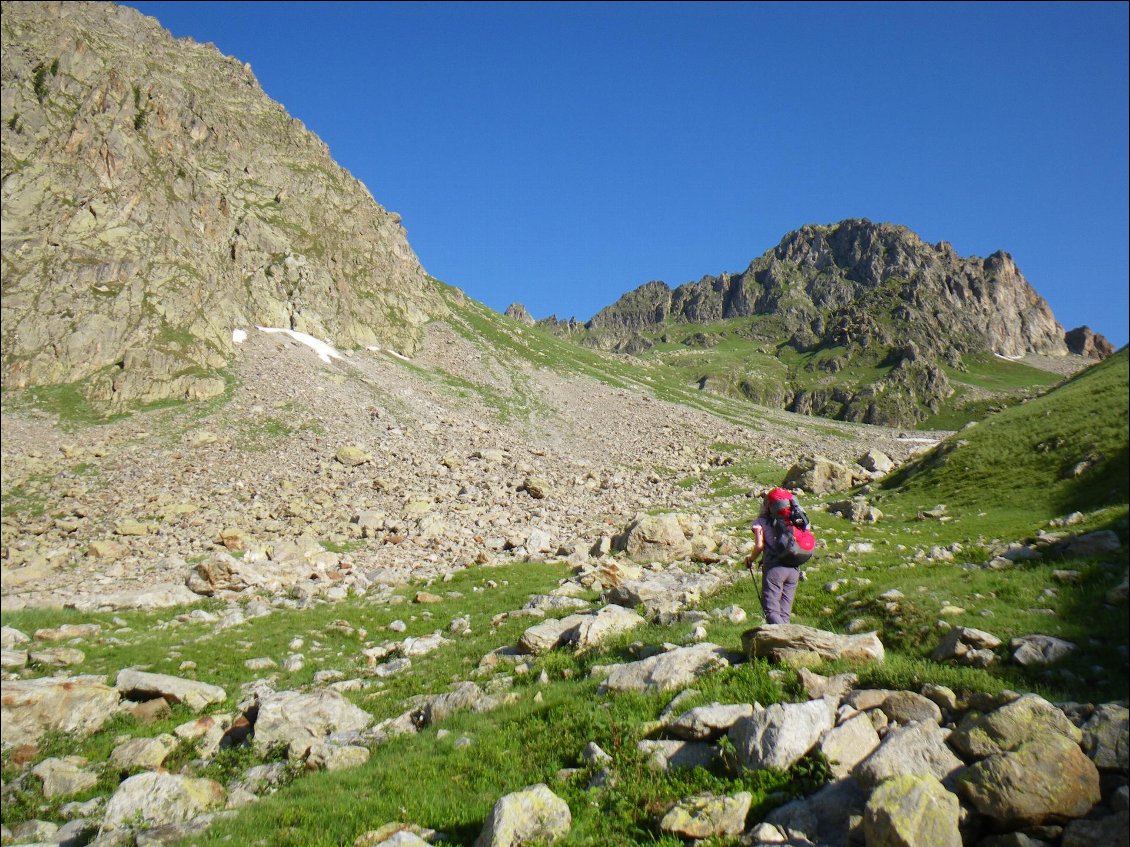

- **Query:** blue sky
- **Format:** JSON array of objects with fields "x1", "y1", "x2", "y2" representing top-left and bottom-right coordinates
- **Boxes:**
[{"x1": 127, "y1": 1, "x2": 1129, "y2": 346}]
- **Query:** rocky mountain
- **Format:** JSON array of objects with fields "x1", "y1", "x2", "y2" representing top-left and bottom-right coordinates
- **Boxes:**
[
  {"x1": 589, "y1": 220, "x2": 1078, "y2": 356},
  {"x1": 1, "y1": 1, "x2": 445, "y2": 408},
  {"x1": 553, "y1": 220, "x2": 1112, "y2": 426}
]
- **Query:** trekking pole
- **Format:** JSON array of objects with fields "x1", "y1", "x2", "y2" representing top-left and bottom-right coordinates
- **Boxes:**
[{"x1": 746, "y1": 557, "x2": 763, "y2": 607}]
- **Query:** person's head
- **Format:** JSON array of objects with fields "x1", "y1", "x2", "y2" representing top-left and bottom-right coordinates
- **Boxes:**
[{"x1": 765, "y1": 487, "x2": 794, "y2": 518}]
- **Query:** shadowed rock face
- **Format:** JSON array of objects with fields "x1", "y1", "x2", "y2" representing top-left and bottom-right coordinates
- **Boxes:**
[
  {"x1": 1, "y1": 1, "x2": 446, "y2": 407},
  {"x1": 1065, "y1": 325, "x2": 1115, "y2": 359}
]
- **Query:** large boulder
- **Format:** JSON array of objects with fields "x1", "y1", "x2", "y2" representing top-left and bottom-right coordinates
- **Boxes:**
[
  {"x1": 854, "y1": 721, "x2": 965, "y2": 790},
  {"x1": 612, "y1": 514, "x2": 692, "y2": 563},
  {"x1": 594, "y1": 644, "x2": 730, "y2": 694},
  {"x1": 784, "y1": 457, "x2": 858, "y2": 494},
  {"x1": 949, "y1": 693, "x2": 1080, "y2": 758},
  {"x1": 955, "y1": 733, "x2": 1101, "y2": 828},
  {"x1": 474, "y1": 783, "x2": 571, "y2": 847},
  {"x1": 115, "y1": 669, "x2": 226, "y2": 712},
  {"x1": 730, "y1": 698, "x2": 836, "y2": 771},
  {"x1": 102, "y1": 772, "x2": 225, "y2": 829},
  {"x1": 743, "y1": 624, "x2": 884, "y2": 665},
  {"x1": 863, "y1": 773, "x2": 962, "y2": 847},
  {"x1": 1, "y1": 675, "x2": 120, "y2": 746},
  {"x1": 659, "y1": 792, "x2": 751, "y2": 839},
  {"x1": 253, "y1": 689, "x2": 372, "y2": 758}
]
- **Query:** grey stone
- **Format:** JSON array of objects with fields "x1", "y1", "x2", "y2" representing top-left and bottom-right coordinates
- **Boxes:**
[
  {"x1": 102, "y1": 772, "x2": 225, "y2": 830},
  {"x1": 1082, "y1": 703, "x2": 1129, "y2": 772},
  {"x1": 637, "y1": 739, "x2": 722, "y2": 771},
  {"x1": 819, "y1": 711, "x2": 881, "y2": 779},
  {"x1": 115, "y1": 669, "x2": 226, "y2": 711},
  {"x1": 854, "y1": 721, "x2": 965, "y2": 790},
  {"x1": 730, "y1": 698, "x2": 836, "y2": 771},
  {"x1": 1010, "y1": 634, "x2": 1076, "y2": 666},
  {"x1": 594, "y1": 643, "x2": 730, "y2": 694},
  {"x1": 253, "y1": 689, "x2": 372, "y2": 758},
  {"x1": 659, "y1": 791, "x2": 752, "y2": 839},
  {"x1": 666, "y1": 702, "x2": 757, "y2": 741}
]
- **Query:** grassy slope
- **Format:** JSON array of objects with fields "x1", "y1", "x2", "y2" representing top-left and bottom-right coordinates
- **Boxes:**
[
  {"x1": 574, "y1": 317, "x2": 1062, "y2": 430},
  {"x1": 1, "y1": 300, "x2": 1126, "y2": 844}
]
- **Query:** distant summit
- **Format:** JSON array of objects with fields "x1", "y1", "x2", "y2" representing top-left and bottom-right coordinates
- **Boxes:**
[
  {"x1": 591, "y1": 219, "x2": 1071, "y2": 357},
  {"x1": 565, "y1": 220, "x2": 1108, "y2": 426},
  {"x1": 1, "y1": 1, "x2": 446, "y2": 407}
]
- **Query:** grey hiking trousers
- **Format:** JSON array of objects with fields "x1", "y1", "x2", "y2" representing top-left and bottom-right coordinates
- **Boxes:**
[{"x1": 762, "y1": 563, "x2": 799, "y2": 624}]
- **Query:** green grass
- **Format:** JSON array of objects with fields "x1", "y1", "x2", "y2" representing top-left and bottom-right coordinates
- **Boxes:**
[{"x1": 882, "y1": 348, "x2": 1129, "y2": 514}]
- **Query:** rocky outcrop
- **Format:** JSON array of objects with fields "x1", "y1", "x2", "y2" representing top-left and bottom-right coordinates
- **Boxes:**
[
  {"x1": 1, "y1": 1, "x2": 445, "y2": 407},
  {"x1": 504, "y1": 303, "x2": 536, "y2": 326},
  {"x1": 1065, "y1": 325, "x2": 1115, "y2": 358}
]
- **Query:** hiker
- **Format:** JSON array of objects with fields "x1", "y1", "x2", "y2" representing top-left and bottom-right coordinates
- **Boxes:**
[{"x1": 746, "y1": 487, "x2": 814, "y2": 624}]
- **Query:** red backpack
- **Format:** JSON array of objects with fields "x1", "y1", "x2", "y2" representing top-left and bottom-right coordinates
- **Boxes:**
[{"x1": 765, "y1": 487, "x2": 816, "y2": 567}]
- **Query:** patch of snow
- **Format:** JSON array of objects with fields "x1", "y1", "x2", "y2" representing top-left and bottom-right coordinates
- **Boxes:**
[
  {"x1": 387, "y1": 350, "x2": 410, "y2": 361},
  {"x1": 256, "y1": 327, "x2": 342, "y2": 364},
  {"x1": 365, "y1": 346, "x2": 382, "y2": 352},
  {"x1": 897, "y1": 437, "x2": 939, "y2": 443},
  {"x1": 993, "y1": 352, "x2": 1024, "y2": 361},
  {"x1": 232, "y1": 329, "x2": 248, "y2": 344}
]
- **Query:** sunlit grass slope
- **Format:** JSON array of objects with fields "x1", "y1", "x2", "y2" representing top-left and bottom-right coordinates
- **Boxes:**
[{"x1": 881, "y1": 346, "x2": 1129, "y2": 515}]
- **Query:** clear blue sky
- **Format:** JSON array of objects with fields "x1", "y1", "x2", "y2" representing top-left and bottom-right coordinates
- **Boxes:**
[{"x1": 126, "y1": 1, "x2": 1129, "y2": 346}]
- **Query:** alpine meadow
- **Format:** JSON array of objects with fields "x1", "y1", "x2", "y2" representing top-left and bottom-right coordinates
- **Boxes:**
[{"x1": 1, "y1": 4, "x2": 1127, "y2": 847}]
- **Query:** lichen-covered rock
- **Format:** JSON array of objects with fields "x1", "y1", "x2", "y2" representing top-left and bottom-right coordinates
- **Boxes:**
[
  {"x1": 31, "y1": 757, "x2": 99, "y2": 798},
  {"x1": 109, "y1": 734, "x2": 179, "y2": 772},
  {"x1": 253, "y1": 689, "x2": 372, "y2": 758},
  {"x1": 864, "y1": 773, "x2": 962, "y2": 847},
  {"x1": 659, "y1": 792, "x2": 751, "y2": 839},
  {"x1": 474, "y1": 783, "x2": 571, "y2": 847},
  {"x1": 950, "y1": 693, "x2": 1080, "y2": 758},
  {"x1": 955, "y1": 733, "x2": 1101, "y2": 828}
]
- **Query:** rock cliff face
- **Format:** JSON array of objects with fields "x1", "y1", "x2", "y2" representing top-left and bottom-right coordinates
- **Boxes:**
[
  {"x1": 1, "y1": 1, "x2": 445, "y2": 407},
  {"x1": 591, "y1": 220, "x2": 1068, "y2": 359}
]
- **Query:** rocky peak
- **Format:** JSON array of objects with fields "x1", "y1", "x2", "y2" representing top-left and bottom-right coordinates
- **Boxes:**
[
  {"x1": 591, "y1": 219, "x2": 1069, "y2": 360},
  {"x1": 1064, "y1": 326, "x2": 1115, "y2": 359},
  {"x1": 504, "y1": 303, "x2": 535, "y2": 326},
  {"x1": 1, "y1": 1, "x2": 446, "y2": 408}
]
